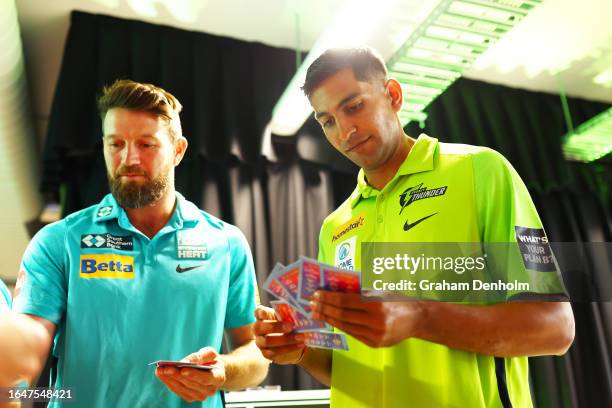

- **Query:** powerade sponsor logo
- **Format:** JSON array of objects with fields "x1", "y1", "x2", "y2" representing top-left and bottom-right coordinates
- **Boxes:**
[
  {"x1": 331, "y1": 214, "x2": 365, "y2": 242},
  {"x1": 80, "y1": 254, "x2": 135, "y2": 279},
  {"x1": 399, "y1": 183, "x2": 447, "y2": 214},
  {"x1": 81, "y1": 234, "x2": 133, "y2": 251}
]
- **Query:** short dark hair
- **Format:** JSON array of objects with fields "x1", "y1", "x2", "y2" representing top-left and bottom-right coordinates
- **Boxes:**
[
  {"x1": 97, "y1": 79, "x2": 183, "y2": 140},
  {"x1": 301, "y1": 47, "x2": 388, "y2": 98}
]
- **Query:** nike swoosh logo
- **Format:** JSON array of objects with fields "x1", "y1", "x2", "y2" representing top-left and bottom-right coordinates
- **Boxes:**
[
  {"x1": 403, "y1": 213, "x2": 437, "y2": 231},
  {"x1": 176, "y1": 264, "x2": 204, "y2": 273}
]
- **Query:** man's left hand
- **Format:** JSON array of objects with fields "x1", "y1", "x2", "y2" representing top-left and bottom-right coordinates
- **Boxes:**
[
  {"x1": 310, "y1": 290, "x2": 424, "y2": 348},
  {"x1": 155, "y1": 347, "x2": 226, "y2": 403}
]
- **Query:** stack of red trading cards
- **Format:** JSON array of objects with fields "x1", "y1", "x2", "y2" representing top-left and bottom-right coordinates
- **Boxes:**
[{"x1": 262, "y1": 258, "x2": 361, "y2": 350}]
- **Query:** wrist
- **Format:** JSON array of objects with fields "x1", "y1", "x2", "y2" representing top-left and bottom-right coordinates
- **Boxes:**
[
  {"x1": 413, "y1": 301, "x2": 430, "y2": 339},
  {"x1": 216, "y1": 354, "x2": 230, "y2": 388}
]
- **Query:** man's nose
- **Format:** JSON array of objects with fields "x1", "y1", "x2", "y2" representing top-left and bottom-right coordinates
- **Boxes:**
[
  {"x1": 337, "y1": 118, "x2": 356, "y2": 141},
  {"x1": 123, "y1": 144, "x2": 140, "y2": 165}
]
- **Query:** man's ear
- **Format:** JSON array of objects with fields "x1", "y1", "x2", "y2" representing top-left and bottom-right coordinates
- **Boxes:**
[
  {"x1": 173, "y1": 136, "x2": 188, "y2": 166},
  {"x1": 385, "y1": 79, "x2": 403, "y2": 113}
]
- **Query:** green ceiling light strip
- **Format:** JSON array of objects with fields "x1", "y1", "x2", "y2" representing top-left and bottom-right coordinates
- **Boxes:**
[
  {"x1": 387, "y1": 0, "x2": 543, "y2": 127},
  {"x1": 556, "y1": 72, "x2": 575, "y2": 134},
  {"x1": 562, "y1": 107, "x2": 612, "y2": 162}
]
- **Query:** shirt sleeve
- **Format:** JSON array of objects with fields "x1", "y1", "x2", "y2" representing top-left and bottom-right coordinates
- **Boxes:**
[
  {"x1": 12, "y1": 221, "x2": 68, "y2": 324},
  {"x1": 224, "y1": 225, "x2": 258, "y2": 329},
  {"x1": 472, "y1": 148, "x2": 568, "y2": 301},
  {"x1": 0, "y1": 280, "x2": 11, "y2": 312}
]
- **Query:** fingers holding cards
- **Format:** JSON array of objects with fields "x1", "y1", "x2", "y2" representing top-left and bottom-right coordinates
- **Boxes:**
[{"x1": 260, "y1": 258, "x2": 362, "y2": 351}]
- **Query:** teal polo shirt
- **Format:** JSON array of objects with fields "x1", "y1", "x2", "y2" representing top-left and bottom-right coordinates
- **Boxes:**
[
  {"x1": 13, "y1": 193, "x2": 258, "y2": 407},
  {"x1": 0, "y1": 279, "x2": 11, "y2": 312}
]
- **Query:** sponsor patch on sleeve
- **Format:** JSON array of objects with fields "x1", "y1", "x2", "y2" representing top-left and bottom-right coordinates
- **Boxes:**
[
  {"x1": 515, "y1": 226, "x2": 557, "y2": 272},
  {"x1": 80, "y1": 254, "x2": 135, "y2": 279}
]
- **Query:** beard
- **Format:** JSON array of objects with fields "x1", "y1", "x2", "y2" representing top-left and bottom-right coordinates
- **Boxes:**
[{"x1": 107, "y1": 164, "x2": 170, "y2": 209}]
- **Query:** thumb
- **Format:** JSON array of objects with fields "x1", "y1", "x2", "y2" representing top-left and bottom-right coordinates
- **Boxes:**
[
  {"x1": 182, "y1": 346, "x2": 218, "y2": 364},
  {"x1": 255, "y1": 305, "x2": 277, "y2": 321}
]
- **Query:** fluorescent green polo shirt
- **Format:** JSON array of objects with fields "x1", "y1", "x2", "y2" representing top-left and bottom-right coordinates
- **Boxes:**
[{"x1": 318, "y1": 134, "x2": 567, "y2": 407}]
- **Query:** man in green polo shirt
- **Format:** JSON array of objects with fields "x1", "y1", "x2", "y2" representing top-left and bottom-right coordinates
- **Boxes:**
[{"x1": 254, "y1": 47, "x2": 575, "y2": 407}]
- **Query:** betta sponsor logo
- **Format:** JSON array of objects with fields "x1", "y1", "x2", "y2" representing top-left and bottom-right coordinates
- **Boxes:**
[{"x1": 80, "y1": 254, "x2": 135, "y2": 279}]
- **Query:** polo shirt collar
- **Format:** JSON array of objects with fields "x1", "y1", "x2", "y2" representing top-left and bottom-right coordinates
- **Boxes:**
[
  {"x1": 93, "y1": 192, "x2": 201, "y2": 229},
  {"x1": 350, "y1": 133, "x2": 438, "y2": 208}
]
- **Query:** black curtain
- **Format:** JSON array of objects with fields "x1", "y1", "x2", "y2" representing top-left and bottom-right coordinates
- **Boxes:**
[{"x1": 40, "y1": 10, "x2": 611, "y2": 406}]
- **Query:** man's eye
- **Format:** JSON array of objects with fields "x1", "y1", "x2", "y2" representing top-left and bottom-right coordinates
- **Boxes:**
[
  {"x1": 347, "y1": 102, "x2": 362, "y2": 113},
  {"x1": 323, "y1": 118, "x2": 335, "y2": 128}
]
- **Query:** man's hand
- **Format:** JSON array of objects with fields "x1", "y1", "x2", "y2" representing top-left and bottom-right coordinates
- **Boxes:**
[
  {"x1": 253, "y1": 305, "x2": 306, "y2": 365},
  {"x1": 311, "y1": 290, "x2": 574, "y2": 357},
  {"x1": 155, "y1": 347, "x2": 225, "y2": 403},
  {"x1": 310, "y1": 290, "x2": 423, "y2": 348}
]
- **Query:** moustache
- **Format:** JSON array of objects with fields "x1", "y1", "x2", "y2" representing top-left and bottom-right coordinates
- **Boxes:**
[{"x1": 115, "y1": 165, "x2": 147, "y2": 178}]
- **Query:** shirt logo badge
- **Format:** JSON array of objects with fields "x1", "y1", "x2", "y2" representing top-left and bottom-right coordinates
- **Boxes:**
[
  {"x1": 80, "y1": 254, "x2": 135, "y2": 279},
  {"x1": 403, "y1": 213, "x2": 438, "y2": 232},
  {"x1": 331, "y1": 214, "x2": 365, "y2": 242},
  {"x1": 177, "y1": 233, "x2": 207, "y2": 259},
  {"x1": 398, "y1": 183, "x2": 447, "y2": 214},
  {"x1": 81, "y1": 234, "x2": 134, "y2": 251},
  {"x1": 176, "y1": 264, "x2": 205, "y2": 273},
  {"x1": 97, "y1": 206, "x2": 113, "y2": 218},
  {"x1": 335, "y1": 236, "x2": 357, "y2": 270}
]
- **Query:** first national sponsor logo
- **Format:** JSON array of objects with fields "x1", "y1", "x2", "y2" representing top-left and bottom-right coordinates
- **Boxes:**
[{"x1": 80, "y1": 254, "x2": 135, "y2": 279}]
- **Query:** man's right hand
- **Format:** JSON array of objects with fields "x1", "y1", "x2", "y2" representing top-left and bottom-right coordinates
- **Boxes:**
[{"x1": 253, "y1": 305, "x2": 306, "y2": 365}]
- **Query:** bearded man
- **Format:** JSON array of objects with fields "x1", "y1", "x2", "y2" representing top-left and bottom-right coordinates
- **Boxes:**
[{"x1": 10, "y1": 80, "x2": 268, "y2": 407}]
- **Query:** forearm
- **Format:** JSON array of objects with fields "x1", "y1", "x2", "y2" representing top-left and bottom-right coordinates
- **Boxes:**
[
  {"x1": 415, "y1": 301, "x2": 575, "y2": 357},
  {"x1": 219, "y1": 341, "x2": 269, "y2": 391},
  {"x1": 0, "y1": 314, "x2": 52, "y2": 386},
  {"x1": 298, "y1": 347, "x2": 332, "y2": 387}
]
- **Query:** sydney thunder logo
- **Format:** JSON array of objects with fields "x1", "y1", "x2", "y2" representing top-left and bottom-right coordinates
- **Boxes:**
[{"x1": 399, "y1": 183, "x2": 447, "y2": 215}]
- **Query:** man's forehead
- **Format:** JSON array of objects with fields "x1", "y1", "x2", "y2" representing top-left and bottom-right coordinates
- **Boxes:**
[
  {"x1": 103, "y1": 108, "x2": 167, "y2": 132},
  {"x1": 310, "y1": 69, "x2": 366, "y2": 113}
]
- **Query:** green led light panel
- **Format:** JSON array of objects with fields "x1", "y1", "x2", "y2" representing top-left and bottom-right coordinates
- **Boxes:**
[
  {"x1": 563, "y1": 107, "x2": 612, "y2": 162},
  {"x1": 387, "y1": 0, "x2": 543, "y2": 127}
]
